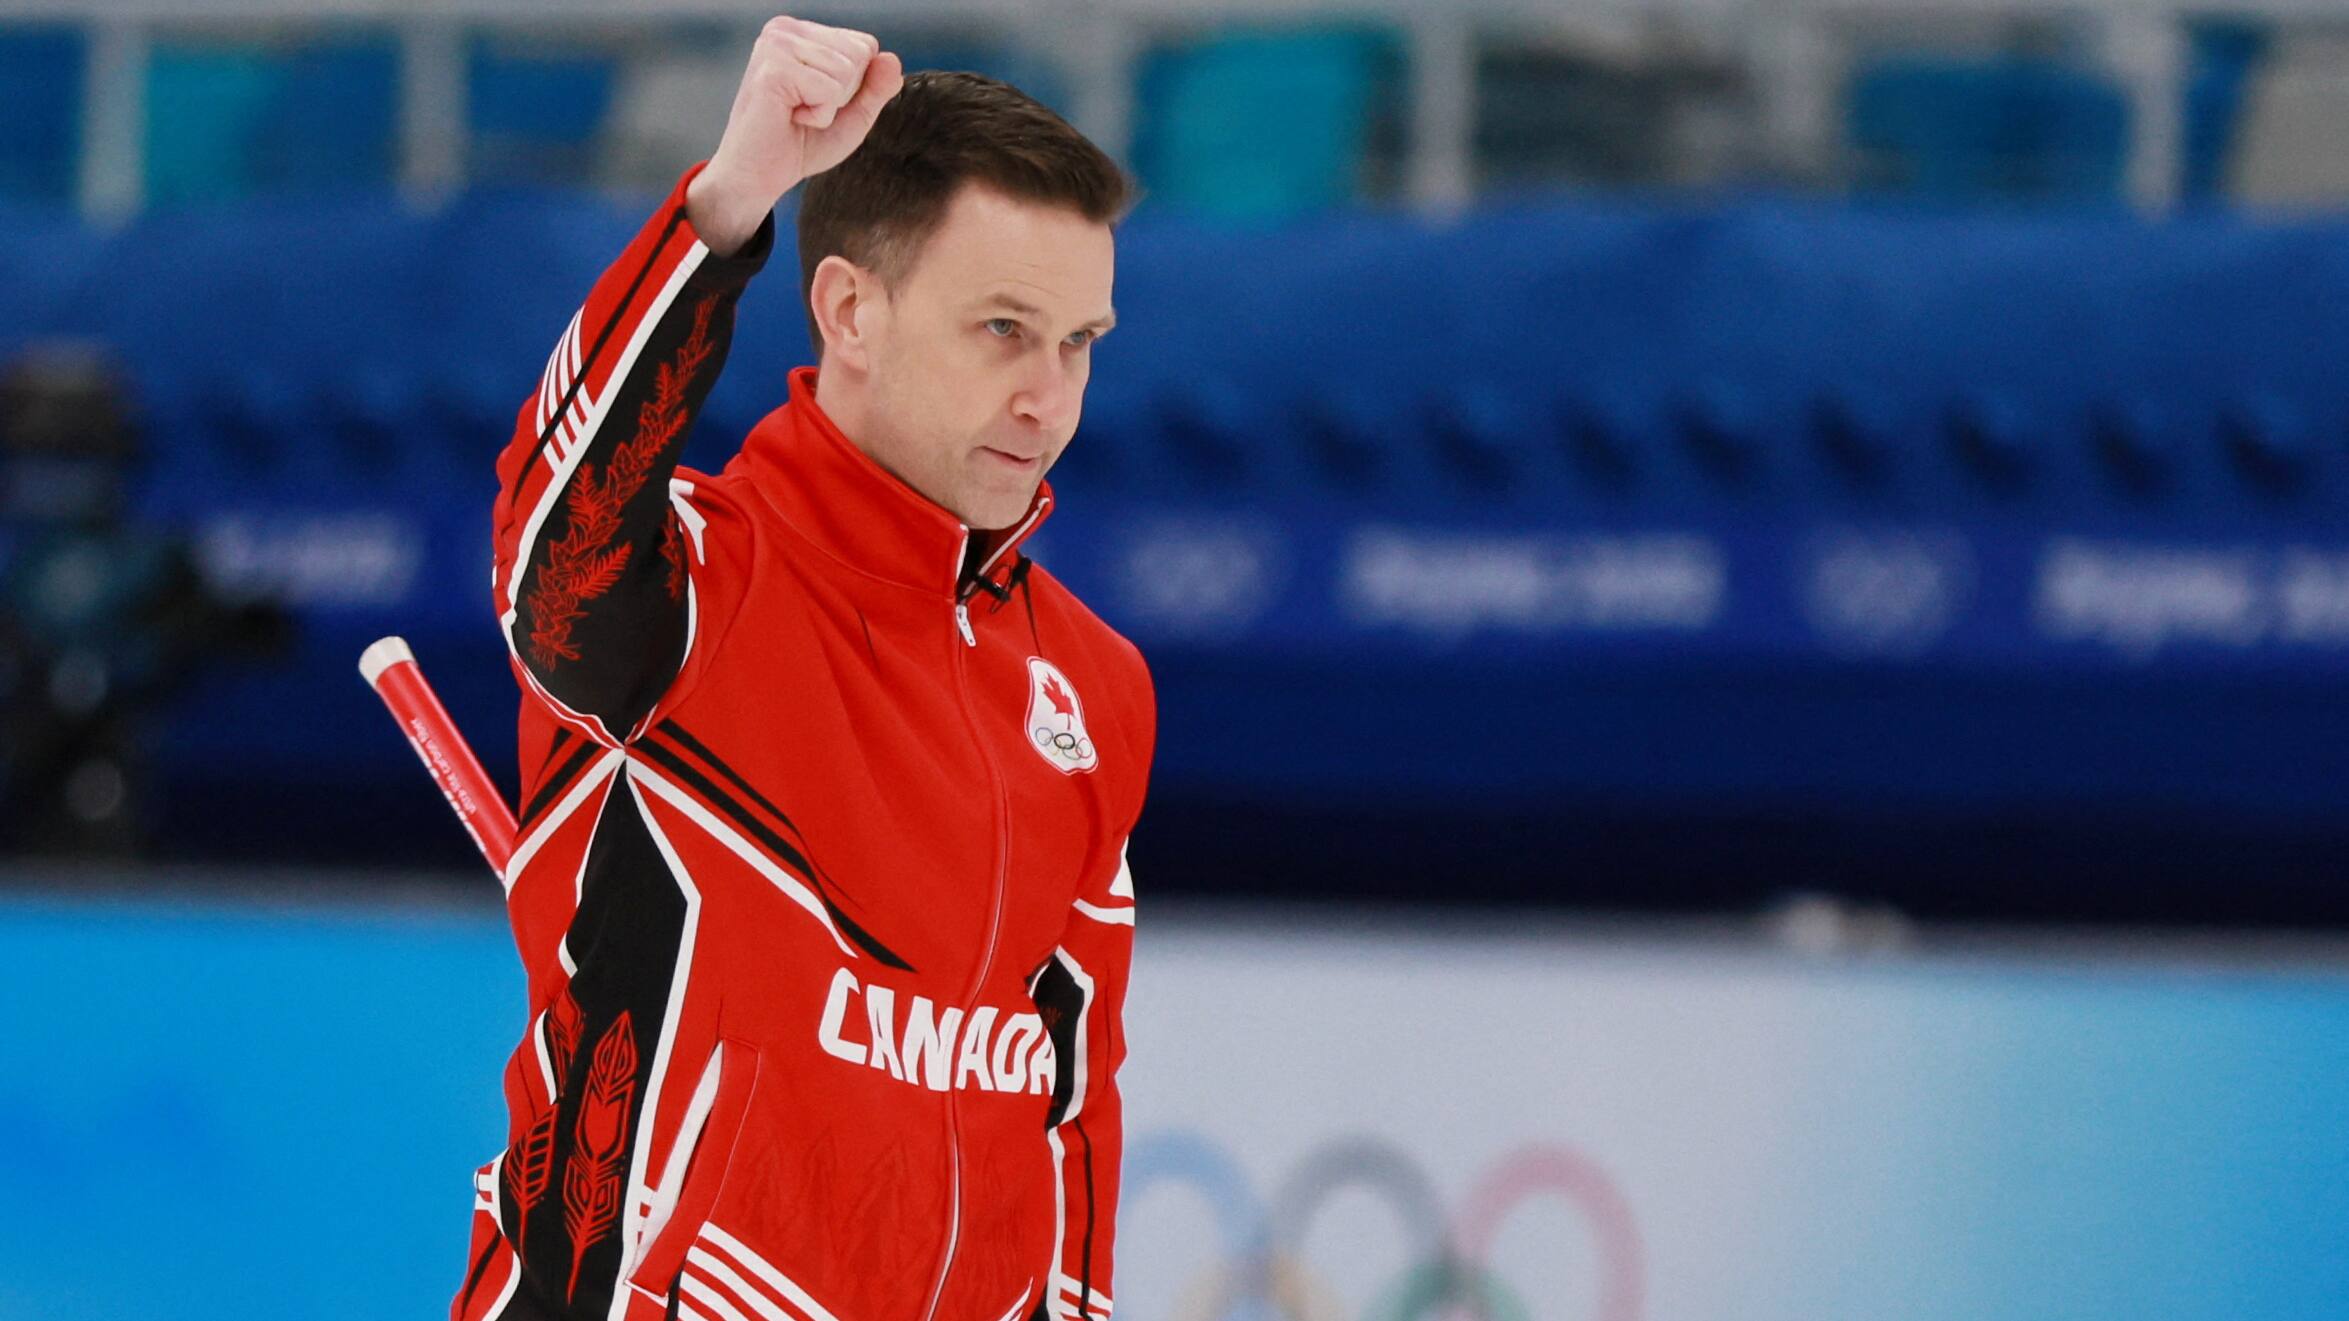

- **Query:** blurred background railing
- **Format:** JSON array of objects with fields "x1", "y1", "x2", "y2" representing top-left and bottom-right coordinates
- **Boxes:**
[{"x1": 1, "y1": 0, "x2": 2340, "y2": 218}]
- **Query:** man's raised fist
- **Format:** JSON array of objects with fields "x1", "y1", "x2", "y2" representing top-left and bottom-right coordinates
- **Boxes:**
[{"x1": 687, "y1": 17, "x2": 905, "y2": 256}]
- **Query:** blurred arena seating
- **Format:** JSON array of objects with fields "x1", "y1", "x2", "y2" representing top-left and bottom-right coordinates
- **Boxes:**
[
  {"x1": 7, "y1": 185, "x2": 2349, "y2": 918},
  {"x1": 1845, "y1": 55, "x2": 2131, "y2": 198},
  {"x1": 5, "y1": 3, "x2": 2349, "y2": 922},
  {"x1": 0, "y1": 25, "x2": 84, "y2": 203}
]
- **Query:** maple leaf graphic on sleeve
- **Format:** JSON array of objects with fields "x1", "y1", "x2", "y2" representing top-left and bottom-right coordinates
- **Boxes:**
[
  {"x1": 1042, "y1": 673, "x2": 1077, "y2": 725},
  {"x1": 523, "y1": 296, "x2": 716, "y2": 670}
]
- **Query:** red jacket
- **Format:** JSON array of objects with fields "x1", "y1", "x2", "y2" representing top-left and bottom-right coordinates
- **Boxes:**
[{"x1": 454, "y1": 163, "x2": 1154, "y2": 1321}]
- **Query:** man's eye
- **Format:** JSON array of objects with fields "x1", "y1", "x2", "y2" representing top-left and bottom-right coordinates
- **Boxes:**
[
  {"x1": 984, "y1": 318, "x2": 1018, "y2": 338},
  {"x1": 1065, "y1": 330, "x2": 1095, "y2": 349}
]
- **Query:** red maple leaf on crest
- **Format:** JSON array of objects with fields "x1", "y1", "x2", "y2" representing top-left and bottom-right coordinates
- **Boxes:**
[{"x1": 1042, "y1": 673, "x2": 1077, "y2": 723}]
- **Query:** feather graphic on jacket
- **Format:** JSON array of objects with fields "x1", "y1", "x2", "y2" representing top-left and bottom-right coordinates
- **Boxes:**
[
  {"x1": 505, "y1": 1104, "x2": 560, "y2": 1242},
  {"x1": 548, "y1": 988, "x2": 584, "y2": 1090},
  {"x1": 562, "y1": 1010, "x2": 638, "y2": 1301},
  {"x1": 505, "y1": 987, "x2": 583, "y2": 1244}
]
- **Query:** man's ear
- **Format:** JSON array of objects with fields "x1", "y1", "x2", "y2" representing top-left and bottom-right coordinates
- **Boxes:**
[{"x1": 808, "y1": 254, "x2": 879, "y2": 371}]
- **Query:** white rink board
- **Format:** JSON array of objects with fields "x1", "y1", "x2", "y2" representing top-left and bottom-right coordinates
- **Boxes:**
[{"x1": 1113, "y1": 911, "x2": 2349, "y2": 1321}]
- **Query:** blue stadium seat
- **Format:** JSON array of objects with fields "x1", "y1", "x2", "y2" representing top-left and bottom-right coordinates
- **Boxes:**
[
  {"x1": 0, "y1": 25, "x2": 85, "y2": 204},
  {"x1": 1847, "y1": 56, "x2": 2130, "y2": 201},
  {"x1": 2216, "y1": 393, "x2": 2314, "y2": 496},
  {"x1": 1133, "y1": 25, "x2": 1394, "y2": 219},
  {"x1": 6, "y1": 177, "x2": 2349, "y2": 529},
  {"x1": 144, "y1": 34, "x2": 400, "y2": 206},
  {"x1": 1673, "y1": 381, "x2": 1770, "y2": 492},
  {"x1": 1428, "y1": 381, "x2": 1549, "y2": 495},
  {"x1": 252, "y1": 39, "x2": 400, "y2": 194},
  {"x1": 2182, "y1": 19, "x2": 2270, "y2": 202},
  {"x1": 467, "y1": 38, "x2": 617, "y2": 188},
  {"x1": 1291, "y1": 387, "x2": 1416, "y2": 495},
  {"x1": 1557, "y1": 393, "x2": 1650, "y2": 496},
  {"x1": 1807, "y1": 388, "x2": 1900, "y2": 491},
  {"x1": 145, "y1": 43, "x2": 279, "y2": 207}
]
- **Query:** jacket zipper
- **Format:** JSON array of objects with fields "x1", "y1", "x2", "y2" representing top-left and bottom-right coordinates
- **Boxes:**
[
  {"x1": 955, "y1": 497, "x2": 1045, "y2": 651},
  {"x1": 920, "y1": 528, "x2": 1016, "y2": 1321}
]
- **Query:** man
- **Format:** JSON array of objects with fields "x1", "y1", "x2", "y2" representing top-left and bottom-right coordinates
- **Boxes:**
[{"x1": 455, "y1": 20, "x2": 1151, "y2": 1321}]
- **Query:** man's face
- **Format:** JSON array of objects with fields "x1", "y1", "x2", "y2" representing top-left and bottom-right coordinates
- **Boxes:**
[{"x1": 858, "y1": 183, "x2": 1116, "y2": 531}]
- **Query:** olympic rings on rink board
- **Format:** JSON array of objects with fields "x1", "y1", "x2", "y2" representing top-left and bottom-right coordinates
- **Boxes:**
[
  {"x1": 1123, "y1": 1131, "x2": 1644, "y2": 1321},
  {"x1": 1172, "y1": 1257, "x2": 1351, "y2": 1321},
  {"x1": 1124, "y1": 1130, "x2": 1268, "y2": 1257},
  {"x1": 1269, "y1": 1136, "x2": 1450, "y2": 1269},
  {"x1": 1457, "y1": 1144, "x2": 1643, "y2": 1321},
  {"x1": 1366, "y1": 1261, "x2": 1531, "y2": 1321}
]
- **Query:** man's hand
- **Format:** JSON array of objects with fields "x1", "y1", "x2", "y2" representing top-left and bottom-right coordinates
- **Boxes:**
[{"x1": 687, "y1": 17, "x2": 905, "y2": 257}]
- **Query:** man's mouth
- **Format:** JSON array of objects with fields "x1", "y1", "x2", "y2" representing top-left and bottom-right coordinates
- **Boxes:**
[{"x1": 980, "y1": 447, "x2": 1041, "y2": 471}]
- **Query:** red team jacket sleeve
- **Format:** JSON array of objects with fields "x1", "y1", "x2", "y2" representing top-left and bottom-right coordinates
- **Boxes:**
[
  {"x1": 1037, "y1": 659, "x2": 1156, "y2": 1321},
  {"x1": 491, "y1": 161, "x2": 770, "y2": 740}
]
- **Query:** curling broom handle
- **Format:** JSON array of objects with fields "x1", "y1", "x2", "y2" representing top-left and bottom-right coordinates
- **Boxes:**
[{"x1": 359, "y1": 636, "x2": 518, "y2": 876}]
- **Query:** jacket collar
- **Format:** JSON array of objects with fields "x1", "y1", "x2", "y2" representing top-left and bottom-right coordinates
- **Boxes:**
[{"x1": 741, "y1": 365, "x2": 1054, "y2": 600}]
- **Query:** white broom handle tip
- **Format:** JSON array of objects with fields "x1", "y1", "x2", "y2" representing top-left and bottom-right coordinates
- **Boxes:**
[{"x1": 358, "y1": 635, "x2": 416, "y2": 687}]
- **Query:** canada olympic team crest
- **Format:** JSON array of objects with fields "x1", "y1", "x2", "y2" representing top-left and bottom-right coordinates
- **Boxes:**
[{"x1": 1024, "y1": 656, "x2": 1098, "y2": 774}]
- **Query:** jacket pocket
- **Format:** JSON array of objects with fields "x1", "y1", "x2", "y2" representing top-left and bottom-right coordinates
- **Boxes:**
[
  {"x1": 451, "y1": 1155, "x2": 520, "y2": 1321},
  {"x1": 671, "y1": 1217, "x2": 849, "y2": 1321},
  {"x1": 616, "y1": 1036, "x2": 763, "y2": 1312}
]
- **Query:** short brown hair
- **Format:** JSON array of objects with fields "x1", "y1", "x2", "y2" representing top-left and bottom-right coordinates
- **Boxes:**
[{"x1": 796, "y1": 70, "x2": 1132, "y2": 355}]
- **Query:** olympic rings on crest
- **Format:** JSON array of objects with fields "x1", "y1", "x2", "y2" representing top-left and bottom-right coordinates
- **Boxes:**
[
  {"x1": 1124, "y1": 1130, "x2": 1644, "y2": 1321},
  {"x1": 1035, "y1": 726, "x2": 1095, "y2": 759}
]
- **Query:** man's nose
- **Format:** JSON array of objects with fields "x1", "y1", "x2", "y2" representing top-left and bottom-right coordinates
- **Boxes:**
[{"x1": 1011, "y1": 354, "x2": 1080, "y2": 431}]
